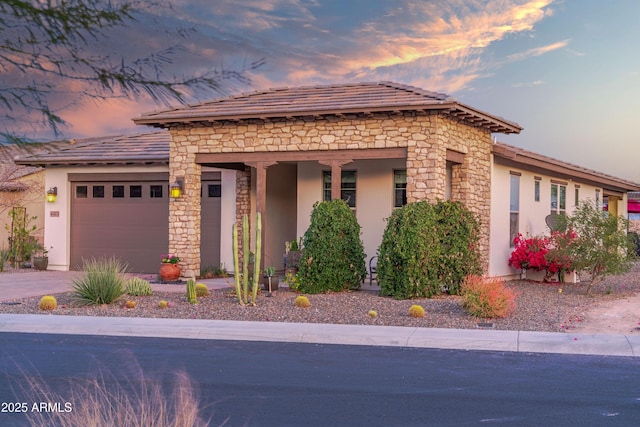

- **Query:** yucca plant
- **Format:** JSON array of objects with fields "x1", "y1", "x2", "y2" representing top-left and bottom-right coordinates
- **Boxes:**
[{"x1": 72, "y1": 257, "x2": 127, "y2": 305}]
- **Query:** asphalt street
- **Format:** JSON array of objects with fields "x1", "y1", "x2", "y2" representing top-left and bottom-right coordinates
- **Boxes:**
[{"x1": 1, "y1": 332, "x2": 639, "y2": 426}]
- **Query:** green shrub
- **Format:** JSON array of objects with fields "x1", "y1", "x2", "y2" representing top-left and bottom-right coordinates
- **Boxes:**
[
  {"x1": 377, "y1": 200, "x2": 482, "y2": 299},
  {"x1": 460, "y1": 275, "x2": 516, "y2": 318},
  {"x1": 294, "y1": 295, "x2": 310, "y2": 308},
  {"x1": 72, "y1": 257, "x2": 127, "y2": 305},
  {"x1": 125, "y1": 277, "x2": 153, "y2": 296},
  {"x1": 408, "y1": 304, "x2": 425, "y2": 318},
  {"x1": 195, "y1": 283, "x2": 209, "y2": 297},
  {"x1": 38, "y1": 295, "x2": 57, "y2": 311},
  {"x1": 297, "y1": 200, "x2": 366, "y2": 293}
]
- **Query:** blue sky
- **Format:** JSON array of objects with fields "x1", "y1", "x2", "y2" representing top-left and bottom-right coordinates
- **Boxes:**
[{"x1": 40, "y1": 0, "x2": 640, "y2": 182}]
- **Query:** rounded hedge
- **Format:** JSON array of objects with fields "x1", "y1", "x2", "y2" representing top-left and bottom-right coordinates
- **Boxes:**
[
  {"x1": 377, "y1": 200, "x2": 482, "y2": 299},
  {"x1": 297, "y1": 200, "x2": 366, "y2": 293}
]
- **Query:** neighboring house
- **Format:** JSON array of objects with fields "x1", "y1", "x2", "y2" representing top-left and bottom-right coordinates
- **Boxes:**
[
  {"x1": 15, "y1": 81, "x2": 640, "y2": 280},
  {"x1": 490, "y1": 143, "x2": 640, "y2": 280},
  {"x1": 0, "y1": 144, "x2": 53, "y2": 253},
  {"x1": 625, "y1": 192, "x2": 640, "y2": 233}
]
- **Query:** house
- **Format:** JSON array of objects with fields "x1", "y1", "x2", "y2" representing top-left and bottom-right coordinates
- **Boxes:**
[
  {"x1": 15, "y1": 82, "x2": 640, "y2": 279},
  {"x1": 0, "y1": 143, "x2": 65, "y2": 254},
  {"x1": 490, "y1": 142, "x2": 640, "y2": 279}
]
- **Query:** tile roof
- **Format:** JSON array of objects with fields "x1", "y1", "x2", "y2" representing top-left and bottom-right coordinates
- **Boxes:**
[
  {"x1": 493, "y1": 142, "x2": 640, "y2": 193},
  {"x1": 134, "y1": 81, "x2": 522, "y2": 134},
  {"x1": 14, "y1": 131, "x2": 170, "y2": 167}
]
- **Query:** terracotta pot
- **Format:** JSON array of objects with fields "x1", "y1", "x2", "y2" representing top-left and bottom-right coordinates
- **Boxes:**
[{"x1": 159, "y1": 263, "x2": 181, "y2": 281}]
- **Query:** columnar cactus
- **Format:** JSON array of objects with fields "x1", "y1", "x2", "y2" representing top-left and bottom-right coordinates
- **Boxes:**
[
  {"x1": 232, "y1": 212, "x2": 262, "y2": 305},
  {"x1": 186, "y1": 279, "x2": 197, "y2": 304}
]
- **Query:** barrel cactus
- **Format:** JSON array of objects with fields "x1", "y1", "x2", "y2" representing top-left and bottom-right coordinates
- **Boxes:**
[
  {"x1": 38, "y1": 295, "x2": 57, "y2": 311},
  {"x1": 195, "y1": 283, "x2": 209, "y2": 297},
  {"x1": 408, "y1": 304, "x2": 425, "y2": 318},
  {"x1": 294, "y1": 295, "x2": 310, "y2": 308}
]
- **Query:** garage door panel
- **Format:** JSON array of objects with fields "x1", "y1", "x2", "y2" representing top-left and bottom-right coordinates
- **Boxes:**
[
  {"x1": 71, "y1": 181, "x2": 169, "y2": 273},
  {"x1": 71, "y1": 178, "x2": 220, "y2": 274}
]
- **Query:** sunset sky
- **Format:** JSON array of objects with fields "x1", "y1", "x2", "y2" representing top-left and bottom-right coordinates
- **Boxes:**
[{"x1": 13, "y1": 0, "x2": 640, "y2": 182}]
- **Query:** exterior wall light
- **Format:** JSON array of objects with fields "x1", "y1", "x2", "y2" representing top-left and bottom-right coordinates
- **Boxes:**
[
  {"x1": 170, "y1": 179, "x2": 183, "y2": 199},
  {"x1": 46, "y1": 187, "x2": 57, "y2": 203}
]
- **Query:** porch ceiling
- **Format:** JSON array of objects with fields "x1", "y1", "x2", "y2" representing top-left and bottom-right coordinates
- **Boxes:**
[{"x1": 195, "y1": 147, "x2": 407, "y2": 165}]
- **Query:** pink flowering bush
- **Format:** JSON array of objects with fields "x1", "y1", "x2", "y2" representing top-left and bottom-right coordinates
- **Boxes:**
[{"x1": 509, "y1": 231, "x2": 577, "y2": 282}]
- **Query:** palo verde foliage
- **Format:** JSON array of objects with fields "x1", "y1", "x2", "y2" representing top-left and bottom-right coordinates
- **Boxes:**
[
  {"x1": 552, "y1": 200, "x2": 636, "y2": 294},
  {"x1": 297, "y1": 200, "x2": 366, "y2": 294},
  {"x1": 377, "y1": 200, "x2": 482, "y2": 299}
]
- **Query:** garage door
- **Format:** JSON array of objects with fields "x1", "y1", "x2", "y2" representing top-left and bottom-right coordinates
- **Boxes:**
[{"x1": 70, "y1": 173, "x2": 221, "y2": 273}]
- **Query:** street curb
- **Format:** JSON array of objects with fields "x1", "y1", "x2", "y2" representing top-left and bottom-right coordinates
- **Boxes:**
[{"x1": 1, "y1": 314, "x2": 638, "y2": 357}]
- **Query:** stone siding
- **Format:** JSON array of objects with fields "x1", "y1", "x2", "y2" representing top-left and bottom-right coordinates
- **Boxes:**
[{"x1": 168, "y1": 111, "x2": 493, "y2": 276}]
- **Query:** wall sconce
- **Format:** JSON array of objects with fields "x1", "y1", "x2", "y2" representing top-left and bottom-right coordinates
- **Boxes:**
[
  {"x1": 46, "y1": 187, "x2": 57, "y2": 203},
  {"x1": 170, "y1": 179, "x2": 183, "y2": 199}
]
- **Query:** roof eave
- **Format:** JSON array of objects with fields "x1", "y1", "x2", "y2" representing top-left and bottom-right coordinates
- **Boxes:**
[
  {"x1": 134, "y1": 102, "x2": 522, "y2": 134},
  {"x1": 493, "y1": 147, "x2": 640, "y2": 193}
]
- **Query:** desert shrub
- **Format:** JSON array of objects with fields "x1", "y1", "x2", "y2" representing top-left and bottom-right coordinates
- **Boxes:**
[
  {"x1": 294, "y1": 295, "x2": 310, "y2": 308},
  {"x1": 158, "y1": 300, "x2": 168, "y2": 308},
  {"x1": 408, "y1": 305, "x2": 425, "y2": 318},
  {"x1": 72, "y1": 257, "x2": 127, "y2": 305},
  {"x1": 553, "y1": 200, "x2": 637, "y2": 294},
  {"x1": 125, "y1": 277, "x2": 153, "y2": 296},
  {"x1": 378, "y1": 200, "x2": 482, "y2": 299},
  {"x1": 460, "y1": 275, "x2": 516, "y2": 318},
  {"x1": 297, "y1": 200, "x2": 366, "y2": 294},
  {"x1": 125, "y1": 300, "x2": 136, "y2": 309},
  {"x1": 195, "y1": 283, "x2": 209, "y2": 297},
  {"x1": 367, "y1": 310, "x2": 378, "y2": 318},
  {"x1": 38, "y1": 295, "x2": 57, "y2": 311}
]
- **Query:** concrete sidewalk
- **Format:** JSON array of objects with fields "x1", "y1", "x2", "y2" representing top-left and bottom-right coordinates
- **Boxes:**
[{"x1": 0, "y1": 271, "x2": 639, "y2": 358}]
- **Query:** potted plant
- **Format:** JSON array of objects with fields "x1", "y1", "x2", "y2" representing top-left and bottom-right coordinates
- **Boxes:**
[
  {"x1": 159, "y1": 254, "x2": 181, "y2": 281},
  {"x1": 284, "y1": 239, "x2": 301, "y2": 275},
  {"x1": 262, "y1": 266, "x2": 279, "y2": 292},
  {"x1": 32, "y1": 246, "x2": 49, "y2": 271}
]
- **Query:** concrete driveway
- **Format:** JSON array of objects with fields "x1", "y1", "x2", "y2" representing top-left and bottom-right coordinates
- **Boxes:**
[{"x1": 0, "y1": 270, "x2": 231, "y2": 302}]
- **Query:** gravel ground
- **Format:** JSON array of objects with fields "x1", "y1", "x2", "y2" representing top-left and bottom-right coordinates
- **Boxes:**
[{"x1": 1, "y1": 264, "x2": 639, "y2": 333}]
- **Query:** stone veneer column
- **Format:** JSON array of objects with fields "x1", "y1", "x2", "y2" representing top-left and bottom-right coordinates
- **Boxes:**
[{"x1": 169, "y1": 132, "x2": 201, "y2": 278}]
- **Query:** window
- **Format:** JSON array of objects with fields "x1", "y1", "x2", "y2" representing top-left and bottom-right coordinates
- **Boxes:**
[
  {"x1": 595, "y1": 189, "x2": 601, "y2": 208},
  {"x1": 323, "y1": 170, "x2": 356, "y2": 208},
  {"x1": 112, "y1": 185, "x2": 125, "y2": 198},
  {"x1": 534, "y1": 180, "x2": 540, "y2": 202},
  {"x1": 394, "y1": 170, "x2": 407, "y2": 207},
  {"x1": 92, "y1": 185, "x2": 104, "y2": 198},
  {"x1": 208, "y1": 184, "x2": 221, "y2": 198},
  {"x1": 76, "y1": 185, "x2": 87, "y2": 198},
  {"x1": 150, "y1": 185, "x2": 163, "y2": 198},
  {"x1": 575, "y1": 187, "x2": 579, "y2": 206},
  {"x1": 550, "y1": 183, "x2": 566, "y2": 215},
  {"x1": 510, "y1": 174, "x2": 520, "y2": 247},
  {"x1": 130, "y1": 185, "x2": 142, "y2": 198}
]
